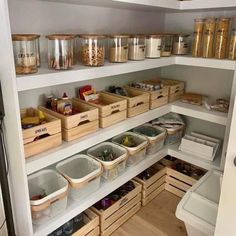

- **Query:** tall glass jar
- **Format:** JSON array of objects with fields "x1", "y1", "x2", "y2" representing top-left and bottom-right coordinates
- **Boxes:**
[
  {"x1": 214, "y1": 18, "x2": 231, "y2": 59},
  {"x1": 228, "y1": 18, "x2": 236, "y2": 60},
  {"x1": 128, "y1": 35, "x2": 146, "y2": 60},
  {"x1": 80, "y1": 34, "x2": 106, "y2": 66},
  {"x1": 202, "y1": 18, "x2": 216, "y2": 58},
  {"x1": 46, "y1": 34, "x2": 75, "y2": 70},
  {"x1": 172, "y1": 34, "x2": 190, "y2": 55},
  {"x1": 160, "y1": 34, "x2": 173, "y2": 57},
  {"x1": 192, "y1": 19, "x2": 204, "y2": 57},
  {"x1": 109, "y1": 35, "x2": 129, "y2": 63},
  {"x1": 12, "y1": 34, "x2": 39, "y2": 74},
  {"x1": 145, "y1": 35, "x2": 162, "y2": 58}
]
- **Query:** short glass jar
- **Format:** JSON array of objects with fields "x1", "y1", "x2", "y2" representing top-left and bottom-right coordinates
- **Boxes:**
[
  {"x1": 172, "y1": 34, "x2": 190, "y2": 55},
  {"x1": 109, "y1": 35, "x2": 129, "y2": 63},
  {"x1": 46, "y1": 34, "x2": 75, "y2": 70},
  {"x1": 192, "y1": 18, "x2": 204, "y2": 57},
  {"x1": 128, "y1": 35, "x2": 146, "y2": 60},
  {"x1": 145, "y1": 35, "x2": 162, "y2": 58},
  {"x1": 160, "y1": 34, "x2": 173, "y2": 57},
  {"x1": 12, "y1": 34, "x2": 39, "y2": 74},
  {"x1": 80, "y1": 34, "x2": 106, "y2": 66}
]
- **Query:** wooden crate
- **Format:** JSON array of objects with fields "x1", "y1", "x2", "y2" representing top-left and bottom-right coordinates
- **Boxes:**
[
  {"x1": 134, "y1": 163, "x2": 166, "y2": 206},
  {"x1": 91, "y1": 181, "x2": 142, "y2": 236},
  {"x1": 39, "y1": 99, "x2": 99, "y2": 142},
  {"x1": 104, "y1": 86, "x2": 150, "y2": 117},
  {"x1": 161, "y1": 79, "x2": 185, "y2": 102},
  {"x1": 80, "y1": 92, "x2": 127, "y2": 128},
  {"x1": 21, "y1": 108, "x2": 62, "y2": 158},
  {"x1": 72, "y1": 209, "x2": 99, "y2": 236}
]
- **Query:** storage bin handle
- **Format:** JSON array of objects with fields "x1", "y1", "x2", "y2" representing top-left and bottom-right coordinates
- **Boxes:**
[
  {"x1": 111, "y1": 109, "x2": 120, "y2": 114},
  {"x1": 156, "y1": 95, "x2": 164, "y2": 99},
  {"x1": 119, "y1": 197, "x2": 129, "y2": 207},
  {"x1": 133, "y1": 101, "x2": 144, "y2": 108}
]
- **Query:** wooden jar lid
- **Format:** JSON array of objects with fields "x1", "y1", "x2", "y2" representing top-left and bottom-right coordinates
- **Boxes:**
[
  {"x1": 109, "y1": 34, "x2": 130, "y2": 38},
  {"x1": 46, "y1": 34, "x2": 76, "y2": 40},
  {"x1": 79, "y1": 34, "x2": 107, "y2": 39},
  {"x1": 12, "y1": 34, "x2": 40, "y2": 41}
]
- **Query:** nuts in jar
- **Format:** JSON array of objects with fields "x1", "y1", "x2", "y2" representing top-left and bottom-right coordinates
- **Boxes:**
[{"x1": 80, "y1": 34, "x2": 106, "y2": 66}]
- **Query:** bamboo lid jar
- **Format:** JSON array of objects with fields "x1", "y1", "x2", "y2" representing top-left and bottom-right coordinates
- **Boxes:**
[
  {"x1": 145, "y1": 34, "x2": 162, "y2": 58},
  {"x1": 128, "y1": 35, "x2": 146, "y2": 61}
]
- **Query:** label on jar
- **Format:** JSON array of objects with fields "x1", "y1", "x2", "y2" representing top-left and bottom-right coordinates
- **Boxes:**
[{"x1": 16, "y1": 51, "x2": 36, "y2": 67}]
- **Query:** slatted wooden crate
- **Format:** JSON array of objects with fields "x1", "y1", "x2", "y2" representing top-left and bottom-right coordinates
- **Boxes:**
[
  {"x1": 39, "y1": 99, "x2": 99, "y2": 142},
  {"x1": 104, "y1": 86, "x2": 150, "y2": 117},
  {"x1": 161, "y1": 79, "x2": 185, "y2": 102},
  {"x1": 79, "y1": 92, "x2": 127, "y2": 128},
  {"x1": 91, "y1": 181, "x2": 142, "y2": 236},
  {"x1": 72, "y1": 209, "x2": 99, "y2": 236},
  {"x1": 134, "y1": 163, "x2": 166, "y2": 206},
  {"x1": 21, "y1": 108, "x2": 62, "y2": 158}
]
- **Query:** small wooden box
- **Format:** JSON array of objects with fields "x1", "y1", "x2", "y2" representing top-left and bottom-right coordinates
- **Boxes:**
[
  {"x1": 104, "y1": 86, "x2": 150, "y2": 117},
  {"x1": 161, "y1": 79, "x2": 185, "y2": 102},
  {"x1": 72, "y1": 209, "x2": 99, "y2": 236},
  {"x1": 91, "y1": 181, "x2": 142, "y2": 236},
  {"x1": 21, "y1": 108, "x2": 62, "y2": 158},
  {"x1": 80, "y1": 92, "x2": 127, "y2": 128},
  {"x1": 39, "y1": 99, "x2": 99, "y2": 142},
  {"x1": 135, "y1": 163, "x2": 166, "y2": 206}
]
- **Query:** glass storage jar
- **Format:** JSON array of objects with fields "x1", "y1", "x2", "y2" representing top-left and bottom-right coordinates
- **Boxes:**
[
  {"x1": 160, "y1": 34, "x2": 173, "y2": 57},
  {"x1": 202, "y1": 18, "x2": 216, "y2": 58},
  {"x1": 228, "y1": 18, "x2": 236, "y2": 60},
  {"x1": 109, "y1": 35, "x2": 129, "y2": 63},
  {"x1": 172, "y1": 34, "x2": 190, "y2": 55},
  {"x1": 128, "y1": 35, "x2": 146, "y2": 60},
  {"x1": 46, "y1": 34, "x2": 75, "y2": 70},
  {"x1": 145, "y1": 34, "x2": 162, "y2": 58},
  {"x1": 80, "y1": 34, "x2": 106, "y2": 66},
  {"x1": 192, "y1": 18, "x2": 204, "y2": 57},
  {"x1": 214, "y1": 18, "x2": 231, "y2": 59},
  {"x1": 12, "y1": 34, "x2": 39, "y2": 74}
]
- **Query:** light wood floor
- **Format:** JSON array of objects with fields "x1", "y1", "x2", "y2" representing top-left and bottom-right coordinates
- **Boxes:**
[{"x1": 111, "y1": 190, "x2": 187, "y2": 236}]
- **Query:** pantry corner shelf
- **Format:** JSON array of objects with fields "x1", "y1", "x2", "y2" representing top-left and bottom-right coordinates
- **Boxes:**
[
  {"x1": 33, "y1": 148, "x2": 168, "y2": 236},
  {"x1": 17, "y1": 57, "x2": 236, "y2": 92}
]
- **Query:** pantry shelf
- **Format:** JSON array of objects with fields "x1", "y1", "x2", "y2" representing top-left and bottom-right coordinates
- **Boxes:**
[
  {"x1": 17, "y1": 57, "x2": 235, "y2": 92},
  {"x1": 32, "y1": 148, "x2": 167, "y2": 236},
  {"x1": 167, "y1": 143, "x2": 222, "y2": 170}
]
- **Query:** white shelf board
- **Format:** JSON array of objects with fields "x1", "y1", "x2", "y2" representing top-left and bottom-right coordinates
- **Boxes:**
[
  {"x1": 26, "y1": 104, "x2": 171, "y2": 175},
  {"x1": 171, "y1": 101, "x2": 228, "y2": 126},
  {"x1": 167, "y1": 143, "x2": 221, "y2": 170},
  {"x1": 33, "y1": 148, "x2": 167, "y2": 236},
  {"x1": 17, "y1": 57, "x2": 235, "y2": 92}
]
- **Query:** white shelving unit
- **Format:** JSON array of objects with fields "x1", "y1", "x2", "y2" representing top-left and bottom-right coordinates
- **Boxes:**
[{"x1": 1, "y1": 0, "x2": 236, "y2": 236}]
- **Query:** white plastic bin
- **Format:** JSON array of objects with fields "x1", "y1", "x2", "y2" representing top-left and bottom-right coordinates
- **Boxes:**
[
  {"x1": 176, "y1": 170, "x2": 222, "y2": 236},
  {"x1": 112, "y1": 132, "x2": 148, "y2": 166},
  {"x1": 87, "y1": 142, "x2": 128, "y2": 181},
  {"x1": 28, "y1": 169, "x2": 68, "y2": 225},
  {"x1": 133, "y1": 124, "x2": 166, "y2": 155},
  {"x1": 56, "y1": 154, "x2": 102, "y2": 201}
]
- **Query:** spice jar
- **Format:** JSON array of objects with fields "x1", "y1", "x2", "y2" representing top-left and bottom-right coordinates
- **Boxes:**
[
  {"x1": 145, "y1": 34, "x2": 162, "y2": 58},
  {"x1": 214, "y1": 18, "x2": 231, "y2": 59},
  {"x1": 160, "y1": 34, "x2": 173, "y2": 57},
  {"x1": 192, "y1": 19, "x2": 204, "y2": 57},
  {"x1": 202, "y1": 18, "x2": 216, "y2": 58},
  {"x1": 12, "y1": 34, "x2": 39, "y2": 74},
  {"x1": 80, "y1": 34, "x2": 106, "y2": 66},
  {"x1": 46, "y1": 34, "x2": 75, "y2": 70},
  {"x1": 109, "y1": 35, "x2": 129, "y2": 63},
  {"x1": 128, "y1": 35, "x2": 146, "y2": 60},
  {"x1": 172, "y1": 34, "x2": 189, "y2": 55}
]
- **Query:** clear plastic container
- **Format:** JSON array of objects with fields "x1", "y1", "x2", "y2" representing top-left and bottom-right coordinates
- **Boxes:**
[
  {"x1": 202, "y1": 18, "x2": 216, "y2": 58},
  {"x1": 109, "y1": 35, "x2": 129, "y2": 62},
  {"x1": 145, "y1": 35, "x2": 162, "y2": 58},
  {"x1": 214, "y1": 18, "x2": 231, "y2": 59},
  {"x1": 112, "y1": 132, "x2": 148, "y2": 167},
  {"x1": 46, "y1": 34, "x2": 75, "y2": 70},
  {"x1": 87, "y1": 142, "x2": 128, "y2": 181},
  {"x1": 192, "y1": 19, "x2": 204, "y2": 57},
  {"x1": 56, "y1": 154, "x2": 102, "y2": 201},
  {"x1": 12, "y1": 34, "x2": 39, "y2": 74},
  {"x1": 172, "y1": 34, "x2": 190, "y2": 55},
  {"x1": 80, "y1": 34, "x2": 106, "y2": 66},
  {"x1": 128, "y1": 35, "x2": 146, "y2": 60},
  {"x1": 160, "y1": 34, "x2": 173, "y2": 57},
  {"x1": 133, "y1": 124, "x2": 166, "y2": 155},
  {"x1": 28, "y1": 169, "x2": 68, "y2": 225}
]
